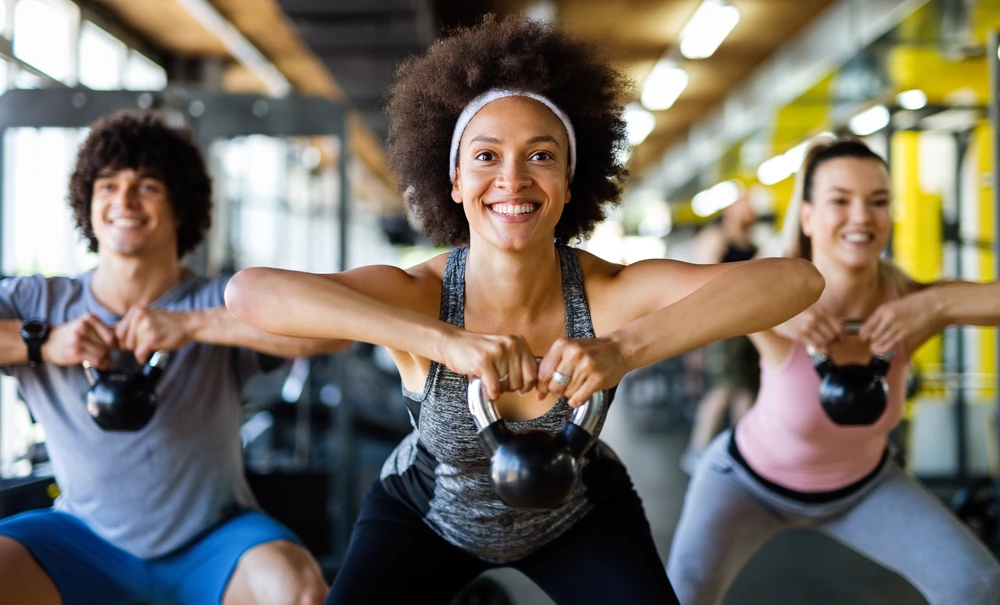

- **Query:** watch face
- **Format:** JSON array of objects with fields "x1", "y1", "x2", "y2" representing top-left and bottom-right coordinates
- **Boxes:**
[{"x1": 22, "y1": 320, "x2": 47, "y2": 338}]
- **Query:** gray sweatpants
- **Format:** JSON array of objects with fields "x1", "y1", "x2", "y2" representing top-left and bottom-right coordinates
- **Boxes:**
[{"x1": 666, "y1": 431, "x2": 1000, "y2": 605}]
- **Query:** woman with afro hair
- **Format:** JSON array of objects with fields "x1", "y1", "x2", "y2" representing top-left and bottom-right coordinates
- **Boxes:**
[{"x1": 226, "y1": 15, "x2": 824, "y2": 603}]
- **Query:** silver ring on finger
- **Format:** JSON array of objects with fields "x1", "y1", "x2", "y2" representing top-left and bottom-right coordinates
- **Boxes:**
[
  {"x1": 499, "y1": 374, "x2": 509, "y2": 383},
  {"x1": 552, "y1": 370, "x2": 571, "y2": 386}
]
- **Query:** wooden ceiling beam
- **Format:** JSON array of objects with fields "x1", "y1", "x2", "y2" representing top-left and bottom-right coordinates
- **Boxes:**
[{"x1": 90, "y1": 0, "x2": 395, "y2": 190}]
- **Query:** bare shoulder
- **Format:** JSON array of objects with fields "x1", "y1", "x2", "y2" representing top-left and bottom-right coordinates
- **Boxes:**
[
  {"x1": 397, "y1": 252, "x2": 450, "y2": 316},
  {"x1": 574, "y1": 248, "x2": 625, "y2": 282}
]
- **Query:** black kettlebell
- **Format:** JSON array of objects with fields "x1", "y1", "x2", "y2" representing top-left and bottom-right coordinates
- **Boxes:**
[
  {"x1": 84, "y1": 351, "x2": 168, "y2": 431},
  {"x1": 809, "y1": 344, "x2": 892, "y2": 426},
  {"x1": 467, "y1": 377, "x2": 606, "y2": 510}
]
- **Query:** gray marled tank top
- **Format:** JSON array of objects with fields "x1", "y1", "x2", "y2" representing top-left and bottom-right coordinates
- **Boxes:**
[{"x1": 379, "y1": 244, "x2": 620, "y2": 563}]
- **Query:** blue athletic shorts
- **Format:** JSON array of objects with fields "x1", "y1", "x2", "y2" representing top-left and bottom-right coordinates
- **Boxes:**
[{"x1": 0, "y1": 508, "x2": 301, "y2": 605}]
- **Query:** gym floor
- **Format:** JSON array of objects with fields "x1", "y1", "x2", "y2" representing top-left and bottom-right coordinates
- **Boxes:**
[{"x1": 484, "y1": 398, "x2": 930, "y2": 605}]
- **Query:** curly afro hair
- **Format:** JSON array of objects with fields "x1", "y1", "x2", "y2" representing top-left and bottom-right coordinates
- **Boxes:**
[
  {"x1": 386, "y1": 15, "x2": 631, "y2": 247},
  {"x1": 69, "y1": 111, "x2": 212, "y2": 259}
]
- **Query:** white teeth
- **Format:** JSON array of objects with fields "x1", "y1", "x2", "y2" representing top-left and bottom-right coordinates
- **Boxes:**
[
  {"x1": 491, "y1": 203, "x2": 537, "y2": 216},
  {"x1": 112, "y1": 219, "x2": 142, "y2": 228},
  {"x1": 844, "y1": 233, "x2": 873, "y2": 243}
]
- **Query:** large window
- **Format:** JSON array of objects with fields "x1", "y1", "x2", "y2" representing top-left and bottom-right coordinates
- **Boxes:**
[
  {"x1": 124, "y1": 50, "x2": 166, "y2": 91},
  {"x1": 209, "y1": 135, "x2": 401, "y2": 274},
  {"x1": 1, "y1": 0, "x2": 167, "y2": 478},
  {"x1": 12, "y1": 0, "x2": 78, "y2": 84},
  {"x1": 78, "y1": 20, "x2": 126, "y2": 90}
]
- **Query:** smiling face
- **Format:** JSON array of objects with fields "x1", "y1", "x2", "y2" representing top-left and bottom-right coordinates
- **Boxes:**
[
  {"x1": 90, "y1": 167, "x2": 178, "y2": 259},
  {"x1": 800, "y1": 157, "x2": 891, "y2": 269},
  {"x1": 450, "y1": 96, "x2": 571, "y2": 251}
]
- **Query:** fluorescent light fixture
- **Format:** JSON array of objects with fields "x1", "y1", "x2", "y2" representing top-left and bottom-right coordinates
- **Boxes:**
[
  {"x1": 624, "y1": 103, "x2": 656, "y2": 146},
  {"x1": 849, "y1": 104, "x2": 890, "y2": 136},
  {"x1": 679, "y1": 0, "x2": 740, "y2": 60},
  {"x1": 692, "y1": 180, "x2": 741, "y2": 217},
  {"x1": 176, "y1": 0, "x2": 291, "y2": 97},
  {"x1": 783, "y1": 141, "x2": 809, "y2": 171},
  {"x1": 896, "y1": 89, "x2": 927, "y2": 110},
  {"x1": 523, "y1": 0, "x2": 557, "y2": 23},
  {"x1": 756, "y1": 139, "x2": 817, "y2": 186},
  {"x1": 756, "y1": 155, "x2": 789, "y2": 186},
  {"x1": 641, "y1": 59, "x2": 689, "y2": 111}
]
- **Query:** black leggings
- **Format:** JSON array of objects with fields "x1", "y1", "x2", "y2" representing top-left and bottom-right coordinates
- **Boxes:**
[{"x1": 326, "y1": 472, "x2": 678, "y2": 604}]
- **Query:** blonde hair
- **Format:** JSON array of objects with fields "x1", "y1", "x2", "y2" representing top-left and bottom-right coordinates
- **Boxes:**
[{"x1": 779, "y1": 135, "x2": 916, "y2": 298}]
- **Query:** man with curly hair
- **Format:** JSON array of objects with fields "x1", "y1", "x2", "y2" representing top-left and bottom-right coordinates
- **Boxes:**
[
  {"x1": 226, "y1": 16, "x2": 824, "y2": 604},
  {"x1": 0, "y1": 111, "x2": 345, "y2": 605}
]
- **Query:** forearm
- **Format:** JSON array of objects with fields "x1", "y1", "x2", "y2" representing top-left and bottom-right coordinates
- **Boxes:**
[
  {"x1": 610, "y1": 258, "x2": 823, "y2": 372},
  {"x1": 923, "y1": 281, "x2": 1000, "y2": 327},
  {"x1": 186, "y1": 307, "x2": 350, "y2": 359},
  {"x1": 225, "y1": 268, "x2": 456, "y2": 362},
  {"x1": 0, "y1": 320, "x2": 28, "y2": 365}
]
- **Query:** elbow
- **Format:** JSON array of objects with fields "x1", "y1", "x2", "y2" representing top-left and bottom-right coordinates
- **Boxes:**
[
  {"x1": 225, "y1": 268, "x2": 268, "y2": 329},
  {"x1": 789, "y1": 258, "x2": 825, "y2": 304}
]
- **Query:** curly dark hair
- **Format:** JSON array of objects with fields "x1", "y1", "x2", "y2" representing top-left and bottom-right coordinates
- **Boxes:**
[
  {"x1": 386, "y1": 15, "x2": 631, "y2": 246},
  {"x1": 68, "y1": 111, "x2": 212, "y2": 258}
]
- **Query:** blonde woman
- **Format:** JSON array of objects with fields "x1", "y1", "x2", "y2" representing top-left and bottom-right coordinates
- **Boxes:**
[{"x1": 666, "y1": 137, "x2": 1000, "y2": 605}]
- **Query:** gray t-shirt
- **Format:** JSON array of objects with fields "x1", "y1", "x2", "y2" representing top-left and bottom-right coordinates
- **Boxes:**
[{"x1": 0, "y1": 269, "x2": 274, "y2": 558}]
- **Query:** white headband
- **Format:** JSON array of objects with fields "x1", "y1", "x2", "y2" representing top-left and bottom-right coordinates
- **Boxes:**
[{"x1": 448, "y1": 89, "x2": 577, "y2": 183}]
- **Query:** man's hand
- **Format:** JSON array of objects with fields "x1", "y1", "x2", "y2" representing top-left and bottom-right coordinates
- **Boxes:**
[
  {"x1": 116, "y1": 306, "x2": 194, "y2": 363},
  {"x1": 41, "y1": 314, "x2": 117, "y2": 369}
]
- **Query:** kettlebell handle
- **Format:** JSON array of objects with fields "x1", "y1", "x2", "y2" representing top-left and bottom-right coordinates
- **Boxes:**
[
  {"x1": 82, "y1": 361, "x2": 100, "y2": 385},
  {"x1": 82, "y1": 351, "x2": 169, "y2": 385},
  {"x1": 466, "y1": 377, "x2": 606, "y2": 435},
  {"x1": 142, "y1": 351, "x2": 169, "y2": 377}
]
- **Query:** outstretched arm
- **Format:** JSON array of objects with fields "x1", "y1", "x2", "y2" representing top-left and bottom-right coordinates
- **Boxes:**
[
  {"x1": 114, "y1": 305, "x2": 352, "y2": 363},
  {"x1": 860, "y1": 280, "x2": 1000, "y2": 355},
  {"x1": 608, "y1": 257, "x2": 824, "y2": 371},
  {"x1": 224, "y1": 263, "x2": 540, "y2": 399},
  {"x1": 538, "y1": 256, "x2": 824, "y2": 406},
  {"x1": 224, "y1": 264, "x2": 452, "y2": 360}
]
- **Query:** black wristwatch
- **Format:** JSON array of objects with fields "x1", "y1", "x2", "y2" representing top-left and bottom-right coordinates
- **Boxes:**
[{"x1": 20, "y1": 319, "x2": 50, "y2": 366}]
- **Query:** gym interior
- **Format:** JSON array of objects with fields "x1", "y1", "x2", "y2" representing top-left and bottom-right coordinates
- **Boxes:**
[{"x1": 0, "y1": 1, "x2": 999, "y2": 604}]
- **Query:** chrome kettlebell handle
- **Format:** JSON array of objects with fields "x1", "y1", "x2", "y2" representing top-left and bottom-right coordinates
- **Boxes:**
[
  {"x1": 466, "y1": 377, "x2": 606, "y2": 435},
  {"x1": 82, "y1": 351, "x2": 169, "y2": 384},
  {"x1": 82, "y1": 361, "x2": 100, "y2": 385},
  {"x1": 806, "y1": 344, "x2": 894, "y2": 366}
]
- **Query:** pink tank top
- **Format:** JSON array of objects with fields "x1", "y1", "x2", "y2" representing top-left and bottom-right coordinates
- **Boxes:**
[{"x1": 735, "y1": 342, "x2": 909, "y2": 492}]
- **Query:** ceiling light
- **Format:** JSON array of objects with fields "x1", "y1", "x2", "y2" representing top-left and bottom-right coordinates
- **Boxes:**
[
  {"x1": 641, "y1": 59, "x2": 689, "y2": 111},
  {"x1": 523, "y1": 0, "x2": 557, "y2": 23},
  {"x1": 756, "y1": 140, "x2": 813, "y2": 186},
  {"x1": 849, "y1": 105, "x2": 891, "y2": 136},
  {"x1": 176, "y1": 0, "x2": 291, "y2": 97},
  {"x1": 679, "y1": 0, "x2": 740, "y2": 60},
  {"x1": 692, "y1": 180, "x2": 741, "y2": 216},
  {"x1": 896, "y1": 89, "x2": 927, "y2": 110},
  {"x1": 624, "y1": 103, "x2": 656, "y2": 146}
]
